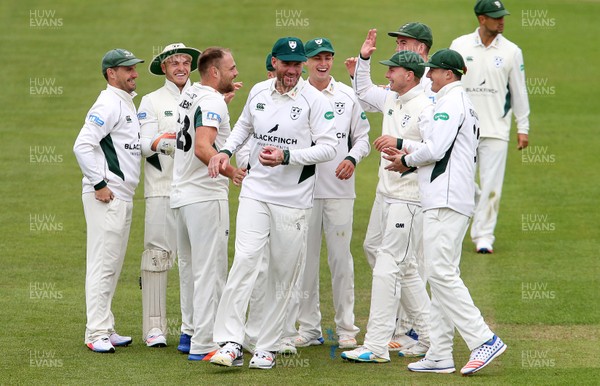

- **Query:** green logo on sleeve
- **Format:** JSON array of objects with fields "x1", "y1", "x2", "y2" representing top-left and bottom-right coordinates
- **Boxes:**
[
  {"x1": 325, "y1": 111, "x2": 334, "y2": 120},
  {"x1": 434, "y1": 112, "x2": 449, "y2": 121},
  {"x1": 360, "y1": 112, "x2": 367, "y2": 120},
  {"x1": 520, "y1": 64, "x2": 525, "y2": 71}
]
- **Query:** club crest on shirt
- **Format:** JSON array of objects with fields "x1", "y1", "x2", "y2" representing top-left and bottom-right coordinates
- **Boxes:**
[
  {"x1": 401, "y1": 114, "x2": 411, "y2": 127},
  {"x1": 290, "y1": 106, "x2": 302, "y2": 120},
  {"x1": 494, "y1": 56, "x2": 504, "y2": 68},
  {"x1": 334, "y1": 102, "x2": 345, "y2": 115}
]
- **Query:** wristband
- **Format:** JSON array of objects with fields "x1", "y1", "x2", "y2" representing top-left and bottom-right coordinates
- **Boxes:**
[
  {"x1": 94, "y1": 180, "x2": 107, "y2": 190},
  {"x1": 219, "y1": 149, "x2": 232, "y2": 158},
  {"x1": 282, "y1": 150, "x2": 290, "y2": 165},
  {"x1": 400, "y1": 155, "x2": 409, "y2": 168},
  {"x1": 344, "y1": 156, "x2": 356, "y2": 166},
  {"x1": 396, "y1": 138, "x2": 403, "y2": 149}
]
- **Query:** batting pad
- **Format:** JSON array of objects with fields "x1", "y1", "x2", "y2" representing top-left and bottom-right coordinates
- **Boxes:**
[{"x1": 141, "y1": 249, "x2": 172, "y2": 339}]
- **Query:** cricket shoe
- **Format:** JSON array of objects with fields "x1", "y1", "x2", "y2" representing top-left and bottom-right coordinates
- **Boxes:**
[
  {"x1": 210, "y1": 342, "x2": 244, "y2": 367},
  {"x1": 388, "y1": 330, "x2": 418, "y2": 351},
  {"x1": 145, "y1": 328, "x2": 167, "y2": 348},
  {"x1": 341, "y1": 346, "x2": 390, "y2": 363},
  {"x1": 460, "y1": 335, "x2": 507, "y2": 375},
  {"x1": 188, "y1": 349, "x2": 217, "y2": 361},
  {"x1": 249, "y1": 350, "x2": 276, "y2": 369},
  {"x1": 86, "y1": 336, "x2": 115, "y2": 353},
  {"x1": 338, "y1": 335, "x2": 358, "y2": 349},
  {"x1": 278, "y1": 338, "x2": 297, "y2": 355},
  {"x1": 398, "y1": 341, "x2": 429, "y2": 358},
  {"x1": 177, "y1": 333, "x2": 191, "y2": 354},
  {"x1": 293, "y1": 335, "x2": 324, "y2": 347},
  {"x1": 408, "y1": 358, "x2": 456, "y2": 373},
  {"x1": 476, "y1": 240, "x2": 494, "y2": 254},
  {"x1": 109, "y1": 333, "x2": 132, "y2": 347}
]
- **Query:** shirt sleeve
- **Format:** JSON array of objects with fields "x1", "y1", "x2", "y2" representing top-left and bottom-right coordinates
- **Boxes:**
[
  {"x1": 405, "y1": 99, "x2": 464, "y2": 167},
  {"x1": 509, "y1": 47, "x2": 530, "y2": 134},
  {"x1": 73, "y1": 95, "x2": 116, "y2": 188},
  {"x1": 223, "y1": 92, "x2": 255, "y2": 155},
  {"x1": 352, "y1": 55, "x2": 389, "y2": 113},
  {"x1": 289, "y1": 94, "x2": 337, "y2": 165},
  {"x1": 346, "y1": 95, "x2": 371, "y2": 164},
  {"x1": 138, "y1": 95, "x2": 159, "y2": 158}
]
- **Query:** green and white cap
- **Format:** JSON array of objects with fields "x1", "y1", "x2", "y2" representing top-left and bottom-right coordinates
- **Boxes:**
[
  {"x1": 102, "y1": 49, "x2": 144, "y2": 76},
  {"x1": 421, "y1": 49, "x2": 467, "y2": 76},
  {"x1": 474, "y1": 0, "x2": 510, "y2": 18},
  {"x1": 305, "y1": 37, "x2": 335, "y2": 58},
  {"x1": 388, "y1": 22, "x2": 433, "y2": 48},
  {"x1": 272, "y1": 37, "x2": 307, "y2": 62},
  {"x1": 379, "y1": 50, "x2": 425, "y2": 78}
]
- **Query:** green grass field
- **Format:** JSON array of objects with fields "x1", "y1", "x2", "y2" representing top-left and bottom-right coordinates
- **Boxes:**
[{"x1": 1, "y1": 0, "x2": 598, "y2": 384}]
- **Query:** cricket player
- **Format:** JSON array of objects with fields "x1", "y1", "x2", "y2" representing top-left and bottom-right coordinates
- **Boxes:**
[
  {"x1": 171, "y1": 47, "x2": 245, "y2": 361},
  {"x1": 292, "y1": 37, "x2": 370, "y2": 350},
  {"x1": 384, "y1": 49, "x2": 507, "y2": 375},
  {"x1": 341, "y1": 30, "x2": 432, "y2": 363},
  {"x1": 73, "y1": 48, "x2": 144, "y2": 353},
  {"x1": 346, "y1": 23, "x2": 436, "y2": 352},
  {"x1": 208, "y1": 37, "x2": 338, "y2": 370},
  {"x1": 138, "y1": 43, "x2": 201, "y2": 350},
  {"x1": 450, "y1": 0, "x2": 530, "y2": 254}
]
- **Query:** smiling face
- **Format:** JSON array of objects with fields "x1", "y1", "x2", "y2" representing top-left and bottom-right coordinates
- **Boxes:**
[
  {"x1": 214, "y1": 52, "x2": 238, "y2": 94},
  {"x1": 273, "y1": 58, "x2": 303, "y2": 92},
  {"x1": 385, "y1": 65, "x2": 416, "y2": 95},
  {"x1": 162, "y1": 54, "x2": 192, "y2": 90},
  {"x1": 306, "y1": 52, "x2": 333, "y2": 84},
  {"x1": 107, "y1": 65, "x2": 139, "y2": 93}
]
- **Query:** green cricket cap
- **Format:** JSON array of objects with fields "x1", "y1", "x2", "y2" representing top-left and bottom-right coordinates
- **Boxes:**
[
  {"x1": 379, "y1": 50, "x2": 425, "y2": 78},
  {"x1": 102, "y1": 48, "x2": 144, "y2": 76},
  {"x1": 474, "y1": 0, "x2": 510, "y2": 18},
  {"x1": 266, "y1": 53, "x2": 275, "y2": 71},
  {"x1": 271, "y1": 37, "x2": 306, "y2": 62},
  {"x1": 388, "y1": 22, "x2": 433, "y2": 48},
  {"x1": 421, "y1": 49, "x2": 467, "y2": 76},
  {"x1": 305, "y1": 37, "x2": 335, "y2": 58}
]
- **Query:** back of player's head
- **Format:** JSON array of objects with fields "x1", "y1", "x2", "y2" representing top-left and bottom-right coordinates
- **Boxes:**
[{"x1": 197, "y1": 47, "x2": 231, "y2": 77}]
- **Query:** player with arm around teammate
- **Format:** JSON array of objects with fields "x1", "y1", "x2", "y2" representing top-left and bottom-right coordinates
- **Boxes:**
[
  {"x1": 170, "y1": 47, "x2": 245, "y2": 361},
  {"x1": 73, "y1": 48, "x2": 144, "y2": 353},
  {"x1": 208, "y1": 37, "x2": 338, "y2": 370},
  {"x1": 384, "y1": 49, "x2": 507, "y2": 376},
  {"x1": 340, "y1": 30, "x2": 432, "y2": 363}
]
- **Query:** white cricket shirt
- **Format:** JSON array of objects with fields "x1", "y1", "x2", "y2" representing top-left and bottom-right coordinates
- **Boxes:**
[
  {"x1": 222, "y1": 78, "x2": 338, "y2": 209},
  {"x1": 73, "y1": 84, "x2": 141, "y2": 201},
  {"x1": 450, "y1": 28, "x2": 530, "y2": 141},
  {"x1": 170, "y1": 83, "x2": 230, "y2": 209}
]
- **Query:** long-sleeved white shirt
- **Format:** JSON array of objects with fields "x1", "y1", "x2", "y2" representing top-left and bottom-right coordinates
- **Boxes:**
[
  {"x1": 353, "y1": 55, "x2": 433, "y2": 204},
  {"x1": 312, "y1": 77, "x2": 370, "y2": 199},
  {"x1": 138, "y1": 79, "x2": 190, "y2": 198},
  {"x1": 450, "y1": 28, "x2": 530, "y2": 141},
  {"x1": 222, "y1": 77, "x2": 338, "y2": 209},
  {"x1": 402, "y1": 81, "x2": 479, "y2": 217},
  {"x1": 73, "y1": 85, "x2": 141, "y2": 201}
]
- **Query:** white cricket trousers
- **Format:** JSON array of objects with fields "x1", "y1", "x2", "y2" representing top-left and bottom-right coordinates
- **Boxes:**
[
  {"x1": 471, "y1": 138, "x2": 509, "y2": 246},
  {"x1": 295, "y1": 198, "x2": 359, "y2": 339},
  {"x1": 142, "y1": 196, "x2": 177, "y2": 339},
  {"x1": 363, "y1": 193, "x2": 428, "y2": 337},
  {"x1": 424, "y1": 208, "x2": 494, "y2": 360},
  {"x1": 82, "y1": 193, "x2": 133, "y2": 344},
  {"x1": 363, "y1": 202, "x2": 430, "y2": 358},
  {"x1": 176, "y1": 200, "x2": 229, "y2": 354},
  {"x1": 213, "y1": 198, "x2": 308, "y2": 352}
]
